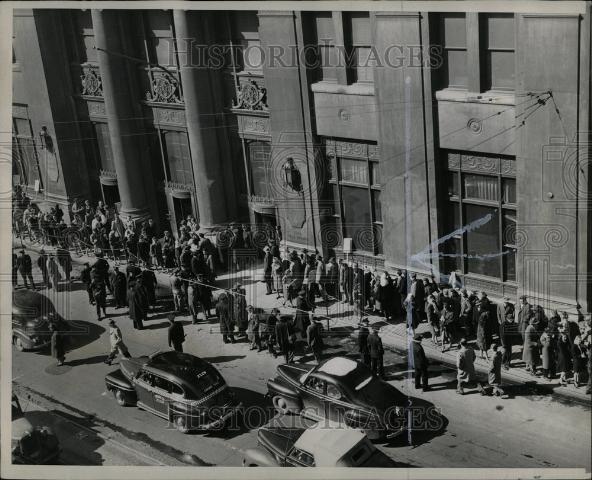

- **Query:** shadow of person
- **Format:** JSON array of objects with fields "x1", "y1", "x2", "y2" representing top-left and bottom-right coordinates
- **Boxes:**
[
  {"x1": 61, "y1": 320, "x2": 106, "y2": 352},
  {"x1": 64, "y1": 354, "x2": 109, "y2": 367}
]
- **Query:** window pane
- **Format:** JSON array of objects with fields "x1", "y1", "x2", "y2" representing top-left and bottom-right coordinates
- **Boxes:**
[
  {"x1": 327, "y1": 156, "x2": 336, "y2": 181},
  {"x1": 14, "y1": 118, "x2": 32, "y2": 137},
  {"x1": 94, "y1": 123, "x2": 115, "y2": 172},
  {"x1": 447, "y1": 171, "x2": 459, "y2": 197},
  {"x1": 349, "y1": 12, "x2": 371, "y2": 45},
  {"x1": 463, "y1": 174, "x2": 499, "y2": 201},
  {"x1": 464, "y1": 204, "x2": 500, "y2": 278},
  {"x1": 373, "y1": 223, "x2": 383, "y2": 254},
  {"x1": 319, "y1": 45, "x2": 336, "y2": 81},
  {"x1": 341, "y1": 185, "x2": 372, "y2": 251},
  {"x1": 164, "y1": 131, "x2": 192, "y2": 186},
  {"x1": 487, "y1": 14, "x2": 514, "y2": 50},
  {"x1": 502, "y1": 178, "x2": 516, "y2": 204},
  {"x1": 314, "y1": 12, "x2": 334, "y2": 42},
  {"x1": 370, "y1": 162, "x2": 380, "y2": 185},
  {"x1": 441, "y1": 203, "x2": 461, "y2": 272},
  {"x1": 340, "y1": 158, "x2": 368, "y2": 185},
  {"x1": 353, "y1": 46, "x2": 374, "y2": 83},
  {"x1": 248, "y1": 141, "x2": 271, "y2": 197},
  {"x1": 446, "y1": 49, "x2": 467, "y2": 88},
  {"x1": 331, "y1": 184, "x2": 340, "y2": 215},
  {"x1": 504, "y1": 246, "x2": 516, "y2": 282},
  {"x1": 442, "y1": 14, "x2": 466, "y2": 48},
  {"x1": 502, "y1": 210, "x2": 516, "y2": 246},
  {"x1": 487, "y1": 50, "x2": 515, "y2": 90},
  {"x1": 371, "y1": 190, "x2": 382, "y2": 222}
]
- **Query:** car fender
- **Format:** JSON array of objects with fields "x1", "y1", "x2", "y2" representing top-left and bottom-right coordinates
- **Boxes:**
[
  {"x1": 266, "y1": 378, "x2": 300, "y2": 400},
  {"x1": 105, "y1": 370, "x2": 136, "y2": 393},
  {"x1": 242, "y1": 447, "x2": 280, "y2": 467}
]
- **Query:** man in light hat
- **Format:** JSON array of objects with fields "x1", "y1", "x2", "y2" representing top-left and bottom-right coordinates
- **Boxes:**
[
  {"x1": 358, "y1": 318, "x2": 370, "y2": 365},
  {"x1": 105, "y1": 319, "x2": 130, "y2": 365},
  {"x1": 412, "y1": 333, "x2": 430, "y2": 391}
]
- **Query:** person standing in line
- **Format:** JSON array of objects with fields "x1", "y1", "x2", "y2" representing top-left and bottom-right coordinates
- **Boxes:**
[
  {"x1": 168, "y1": 313, "x2": 186, "y2": 353},
  {"x1": 128, "y1": 278, "x2": 147, "y2": 330},
  {"x1": 367, "y1": 326, "x2": 385, "y2": 378},
  {"x1": 80, "y1": 262, "x2": 94, "y2": 304},
  {"x1": 247, "y1": 306, "x2": 260, "y2": 351},
  {"x1": 522, "y1": 318, "x2": 540, "y2": 376},
  {"x1": 358, "y1": 318, "x2": 370, "y2": 366},
  {"x1": 426, "y1": 295, "x2": 440, "y2": 346},
  {"x1": 272, "y1": 257, "x2": 283, "y2": 299},
  {"x1": 37, "y1": 249, "x2": 49, "y2": 287},
  {"x1": 112, "y1": 267, "x2": 127, "y2": 309},
  {"x1": 497, "y1": 297, "x2": 516, "y2": 370},
  {"x1": 141, "y1": 268, "x2": 158, "y2": 311},
  {"x1": 557, "y1": 332, "x2": 572, "y2": 386},
  {"x1": 306, "y1": 317, "x2": 324, "y2": 364},
  {"x1": 440, "y1": 301, "x2": 456, "y2": 353},
  {"x1": 459, "y1": 289, "x2": 473, "y2": 337},
  {"x1": 571, "y1": 335, "x2": 587, "y2": 388},
  {"x1": 517, "y1": 295, "x2": 531, "y2": 342},
  {"x1": 17, "y1": 249, "x2": 35, "y2": 289},
  {"x1": 104, "y1": 320, "x2": 131, "y2": 365},
  {"x1": 456, "y1": 338, "x2": 485, "y2": 395},
  {"x1": 263, "y1": 246, "x2": 273, "y2": 295},
  {"x1": 476, "y1": 303, "x2": 492, "y2": 360},
  {"x1": 565, "y1": 311, "x2": 582, "y2": 348},
  {"x1": 539, "y1": 327, "x2": 557, "y2": 379},
  {"x1": 91, "y1": 277, "x2": 107, "y2": 321},
  {"x1": 46, "y1": 254, "x2": 61, "y2": 291},
  {"x1": 486, "y1": 344, "x2": 505, "y2": 396},
  {"x1": 50, "y1": 323, "x2": 66, "y2": 366},
  {"x1": 412, "y1": 333, "x2": 429, "y2": 391},
  {"x1": 216, "y1": 293, "x2": 234, "y2": 344},
  {"x1": 196, "y1": 274, "x2": 213, "y2": 320},
  {"x1": 266, "y1": 308, "x2": 279, "y2": 356},
  {"x1": 187, "y1": 282, "x2": 199, "y2": 324}
]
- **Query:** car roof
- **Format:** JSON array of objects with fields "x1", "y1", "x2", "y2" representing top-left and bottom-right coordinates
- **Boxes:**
[
  {"x1": 13, "y1": 290, "x2": 56, "y2": 317},
  {"x1": 144, "y1": 351, "x2": 221, "y2": 384},
  {"x1": 311, "y1": 357, "x2": 372, "y2": 388},
  {"x1": 293, "y1": 428, "x2": 366, "y2": 466}
]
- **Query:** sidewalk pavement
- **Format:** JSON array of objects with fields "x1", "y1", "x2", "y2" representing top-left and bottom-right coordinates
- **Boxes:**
[{"x1": 14, "y1": 237, "x2": 591, "y2": 404}]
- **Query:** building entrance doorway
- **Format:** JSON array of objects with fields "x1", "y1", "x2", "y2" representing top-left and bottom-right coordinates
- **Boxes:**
[
  {"x1": 101, "y1": 183, "x2": 120, "y2": 208},
  {"x1": 173, "y1": 196, "x2": 193, "y2": 228}
]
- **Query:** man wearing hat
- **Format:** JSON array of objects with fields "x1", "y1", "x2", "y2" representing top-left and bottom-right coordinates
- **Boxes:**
[
  {"x1": 367, "y1": 325, "x2": 385, "y2": 378},
  {"x1": 497, "y1": 297, "x2": 516, "y2": 369},
  {"x1": 516, "y1": 295, "x2": 531, "y2": 342},
  {"x1": 168, "y1": 313, "x2": 186, "y2": 352},
  {"x1": 412, "y1": 333, "x2": 430, "y2": 391},
  {"x1": 17, "y1": 249, "x2": 35, "y2": 289},
  {"x1": 486, "y1": 343, "x2": 505, "y2": 396},
  {"x1": 306, "y1": 316, "x2": 324, "y2": 363},
  {"x1": 294, "y1": 290, "x2": 311, "y2": 339},
  {"x1": 37, "y1": 248, "x2": 49, "y2": 287},
  {"x1": 263, "y1": 246, "x2": 273, "y2": 295},
  {"x1": 105, "y1": 320, "x2": 131, "y2": 365},
  {"x1": 358, "y1": 318, "x2": 370, "y2": 365},
  {"x1": 247, "y1": 306, "x2": 260, "y2": 350}
]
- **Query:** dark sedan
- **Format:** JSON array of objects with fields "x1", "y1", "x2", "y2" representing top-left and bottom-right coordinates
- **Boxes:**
[
  {"x1": 243, "y1": 414, "x2": 400, "y2": 467},
  {"x1": 105, "y1": 351, "x2": 242, "y2": 433},
  {"x1": 266, "y1": 356, "x2": 408, "y2": 440},
  {"x1": 12, "y1": 290, "x2": 67, "y2": 351}
]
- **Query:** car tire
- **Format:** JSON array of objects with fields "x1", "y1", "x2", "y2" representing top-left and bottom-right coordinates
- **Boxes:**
[
  {"x1": 174, "y1": 415, "x2": 190, "y2": 434},
  {"x1": 113, "y1": 389, "x2": 128, "y2": 406},
  {"x1": 272, "y1": 395, "x2": 299, "y2": 414},
  {"x1": 14, "y1": 337, "x2": 25, "y2": 352}
]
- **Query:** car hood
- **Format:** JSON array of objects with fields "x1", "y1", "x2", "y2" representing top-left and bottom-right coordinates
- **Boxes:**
[{"x1": 119, "y1": 356, "x2": 149, "y2": 381}]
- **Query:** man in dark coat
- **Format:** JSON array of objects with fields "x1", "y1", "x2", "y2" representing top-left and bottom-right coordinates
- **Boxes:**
[
  {"x1": 91, "y1": 278, "x2": 107, "y2": 321},
  {"x1": 358, "y1": 318, "x2": 370, "y2": 365},
  {"x1": 37, "y1": 249, "x2": 49, "y2": 287},
  {"x1": 112, "y1": 267, "x2": 127, "y2": 309},
  {"x1": 263, "y1": 246, "x2": 273, "y2": 294},
  {"x1": 140, "y1": 268, "x2": 158, "y2": 309},
  {"x1": 50, "y1": 323, "x2": 66, "y2": 366},
  {"x1": 128, "y1": 278, "x2": 149, "y2": 330},
  {"x1": 294, "y1": 290, "x2": 311, "y2": 337},
  {"x1": 167, "y1": 313, "x2": 186, "y2": 352},
  {"x1": 216, "y1": 293, "x2": 234, "y2": 343},
  {"x1": 275, "y1": 315, "x2": 295, "y2": 364},
  {"x1": 412, "y1": 334, "x2": 429, "y2": 391},
  {"x1": 56, "y1": 247, "x2": 72, "y2": 282},
  {"x1": 497, "y1": 297, "x2": 516, "y2": 369},
  {"x1": 80, "y1": 262, "x2": 94, "y2": 304},
  {"x1": 196, "y1": 274, "x2": 213, "y2": 319},
  {"x1": 367, "y1": 326, "x2": 385, "y2": 378},
  {"x1": 306, "y1": 317, "x2": 324, "y2": 363},
  {"x1": 17, "y1": 249, "x2": 35, "y2": 289},
  {"x1": 517, "y1": 295, "x2": 531, "y2": 342}
]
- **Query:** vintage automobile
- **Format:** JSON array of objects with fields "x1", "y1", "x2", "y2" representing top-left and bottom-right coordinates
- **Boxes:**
[
  {"x1": 242, "y1": 414, "x2": 399, "y2": 467},
  {"x1": 12, "y1": 394, "x2": 60, "y2": 464},
  {"x1": 105, "y1": 351, "x2": 242, "y2": 433},
  {"x1": 12, "y1": 290, "x2": 67, "y2": 351},
  {"x1": 266, "y1": 356, "x2": 408, "y2": 440}
]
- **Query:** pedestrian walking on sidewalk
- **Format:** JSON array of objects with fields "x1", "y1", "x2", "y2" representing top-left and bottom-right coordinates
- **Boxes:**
[
  {"x1": 247, "y1": 306, "x2": 260, "y2": 350},
  {"x1": 412, "y1": 334, "x2": 430, "y2": 391},
  {"x1": 80, "y1": 262, "x2": 94, "y2": 304},
  {"x1": 368, "y1": 326, "x2": 385, "y2": 378},
  {"x1": 46, "y1": 255, "x2": 61, "y2": 291},
  {"x1": 216, "y1": 293, "x2": 234, "y2": 344},
  {"x1": 486, "y1": 344, "x2": 505, "y2": 396},
  {"x1": 17, "y1": 249, "x2": 35, "y2": 289},
  {"x1": 263, "y1": 246, "x2": 273, "y2": 295},
  {"x1": 306, "y1": 317, "x2": 324, "y2": 364},
  {"x1": 37, "y1": 249, "x2": 49, "y2": 287},
  {"x1": 456, "y1": 338, "x2": 486, "y2": 395},
  {"x1": 104, "y1": 320, "x2": 130, "y2": 365},
  {"x1": 112, "y1": 267, "x2": 127, "y2": 309},
  {"x1": 358, "y1": 318, "x2": 370, "y2": 366},
  {"x1": 275, "y1": 315, "x2": 295, "y2": 364},
  {"x1": 50, "y1": 323, "x2": 66, "y2": 366},
  {"x1": 168, "y1": 314, "x2": 186, "y2": 353}
]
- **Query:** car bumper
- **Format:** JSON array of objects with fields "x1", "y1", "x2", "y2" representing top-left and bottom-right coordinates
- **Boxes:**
[
  {"x1": 25, "y1": 339, "x2": 51, "y2": 351},
  {"x1": 201, "y1": 402, "x2": 243, "y2": 430}
]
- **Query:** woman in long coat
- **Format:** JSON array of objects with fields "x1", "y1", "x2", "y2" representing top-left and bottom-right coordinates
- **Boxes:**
[
  {"x1": 557, "y1": 333, "x2": 572, "y2": 386},
  {"x1": 216, "y1": 293, "x2": 234, "y2": 343},
  {"x1": 476, "y1": 305, "x2": 492, "y2": 360},
  {"x1": 522, "y1": 318, "x2": 540, "y2": 375},
  {"x1": 128, "y1": 279, "x2": 148, "y2": 330},
  {"x1": 539, "y1": 327, "x2": 556, "y2": 379},
  {"x1": 50, "y1": 324, "x2": 66, "y2": 366}
]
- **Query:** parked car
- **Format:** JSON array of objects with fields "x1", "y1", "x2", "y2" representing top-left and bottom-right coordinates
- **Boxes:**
[
  {"x1": 11, "y1": 394, "x2": 60, "y2": 464},
  {"x1": 242, "y1": 414, "x2": 399, "y2": 467},
  {"x1": 12, "y1": 290, "x2": 67, "y2": 351},
  {"x1": 105, "y1": 351, "x2": 242, "y2": 433},
  {"x1": 266, "y1": 356, "x2": 408, "y2": 440}
]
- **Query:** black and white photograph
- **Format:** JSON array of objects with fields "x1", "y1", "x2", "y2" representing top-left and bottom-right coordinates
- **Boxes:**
[{"x1": 1, "y1": 1, "x2": 591, "y2": 479}]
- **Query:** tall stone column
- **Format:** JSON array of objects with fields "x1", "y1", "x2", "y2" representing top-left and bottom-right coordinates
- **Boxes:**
[
  {"x1": 173, "y1": 10, "x2": 229, "y2": 230},
  {"x1": 92, "y1": 10, "x2": 151, "y2": 222}
]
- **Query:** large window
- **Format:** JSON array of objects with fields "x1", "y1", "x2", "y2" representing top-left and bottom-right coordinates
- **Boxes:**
[
  {"x1": 327, "y1": 141, "x2": 382, "y2": 254},
  {"x1": 161, "y1": 131, "x2": 193, "y2": 186},
  {"x1": 312, "y1": 12, "x2": 336, "y2": 82},
  {"x1": 439, "y1": 13, "x2": 467, "y2": 89},
  {"x1": 92, "y1": 123, "x2": 115, "y2": 173},
  {"x1": 247, "y1": 141, "x2": 272, "y2": 198},
  {"x1": 443, "y1": 151, "x2": 516, "y2": 282},
  {"x1": 344, "y1": 12, "x2": 373, "y2": 83},
  {"x1": 12, "y1": 117, "x2": 40, "y2": 188},
  {"x1": 483, "y1": 13, "x2": 515, "y2": 91}
]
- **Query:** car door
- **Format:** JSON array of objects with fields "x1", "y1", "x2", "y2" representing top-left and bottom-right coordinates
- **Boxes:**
[
  {"x1": 133, "y1": 370, "x2": 156, "y2": 412},
  {"x1": 325, "y1": 380, "x2": 350, "y2": 425},
  {"x1": 300, "y1": 375, "x2": 328, "y2": 421},
  {"x1": 150, "y1": 375, "x2": 174, "y2": 418}
]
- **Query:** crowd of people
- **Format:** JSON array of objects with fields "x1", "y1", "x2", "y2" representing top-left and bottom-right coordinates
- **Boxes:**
[{"x1": 11, "y1": 188, "x2": 592, "y2": 395}]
